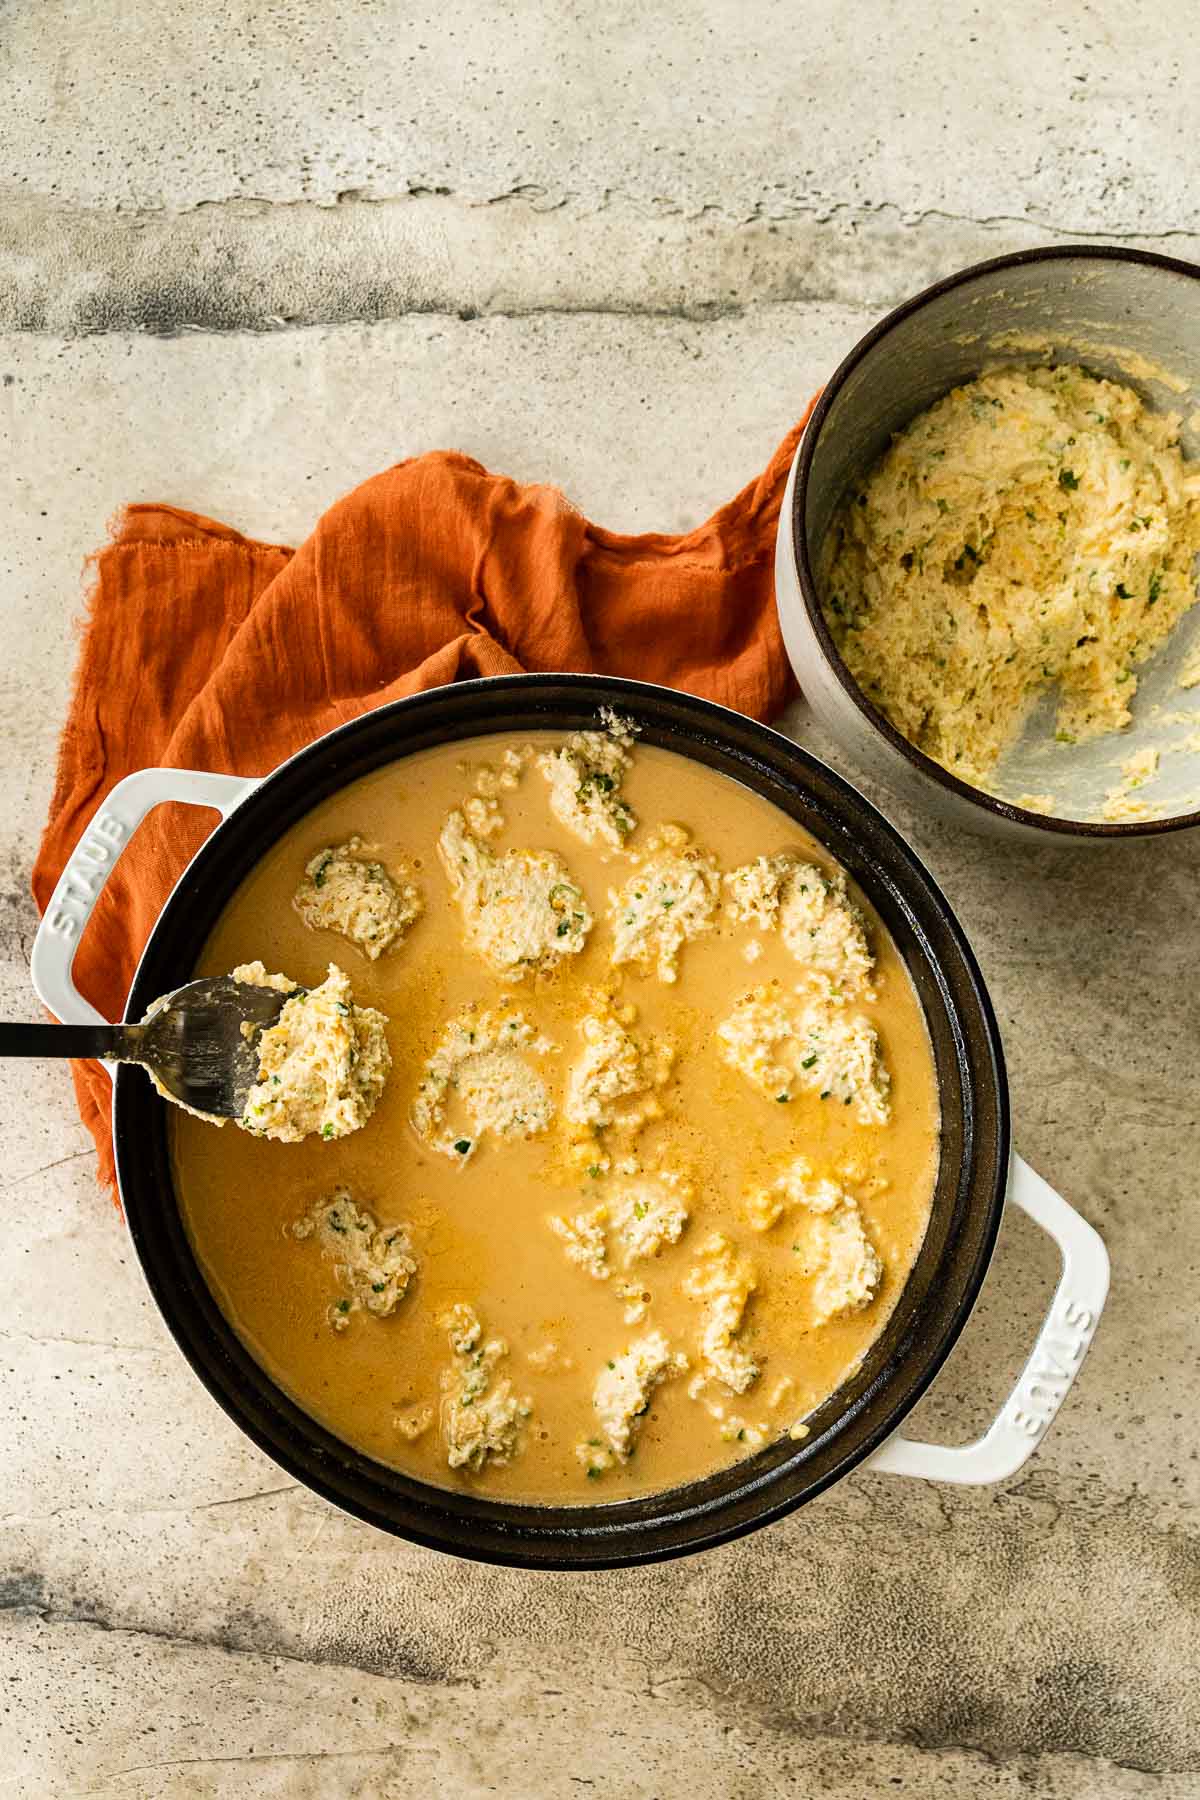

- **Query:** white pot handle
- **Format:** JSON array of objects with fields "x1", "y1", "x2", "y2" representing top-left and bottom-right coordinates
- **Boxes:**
[
  {"x1": 31, "y1": 767, "x2": 260, "y2": 1029},
  {"x1": 866, "y1": 1154, "x2": 1109, "y2": 1485}
]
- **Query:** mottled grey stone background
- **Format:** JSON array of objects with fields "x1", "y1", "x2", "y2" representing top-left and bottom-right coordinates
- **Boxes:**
[{"x1": 0, "y1": 4, "x2": 1197, "y2": 1794}]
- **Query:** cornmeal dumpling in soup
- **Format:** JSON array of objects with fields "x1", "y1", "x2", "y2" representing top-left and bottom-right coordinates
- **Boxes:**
[{"x1": 171, "y1": 720, "x2": 940, "y2": 1506}]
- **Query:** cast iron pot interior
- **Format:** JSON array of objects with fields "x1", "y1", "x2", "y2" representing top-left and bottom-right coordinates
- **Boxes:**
[{"x1": 117, "y1": 675, "x2": 1009, "y2": 1568}]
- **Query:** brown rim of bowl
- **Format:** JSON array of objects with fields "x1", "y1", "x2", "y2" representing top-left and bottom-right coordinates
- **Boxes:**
[{"x1": 791, "y1": 241, "x2": 1200, "y2": 840}]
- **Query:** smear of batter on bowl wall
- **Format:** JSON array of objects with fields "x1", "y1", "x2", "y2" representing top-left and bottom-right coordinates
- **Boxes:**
[{"x1": 820, "y1": 364, "x2": 1200, "y2": 808}]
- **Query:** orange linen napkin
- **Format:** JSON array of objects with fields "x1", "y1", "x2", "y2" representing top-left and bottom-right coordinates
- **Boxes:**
[{"x1": 33, "y1": 410, "x2": 812, "y2": 1193}]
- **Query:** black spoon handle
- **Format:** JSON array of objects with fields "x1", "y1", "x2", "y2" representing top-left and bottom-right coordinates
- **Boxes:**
[{"x1": 0, "y1": 1022, "x2": 137, "y2": 1060}]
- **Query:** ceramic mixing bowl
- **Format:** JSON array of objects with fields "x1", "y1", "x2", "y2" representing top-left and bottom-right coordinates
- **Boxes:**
[{"x1": 775, "y1": 245, "x2": 1200, "y2": 842}]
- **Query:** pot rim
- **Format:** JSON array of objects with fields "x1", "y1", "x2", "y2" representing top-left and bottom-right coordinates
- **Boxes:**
[
  {"x1": 114, "y1": 672, "x2": 1010, "y2": 1568},
  {"x1": 790, "y1": 241, "x2": 1200, "y2": 841}
]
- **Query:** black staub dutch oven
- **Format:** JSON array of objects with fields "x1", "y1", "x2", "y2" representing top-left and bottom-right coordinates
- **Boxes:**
[{"x1": 31, "y1": 675, "x2": 1107, "y2": 1568}]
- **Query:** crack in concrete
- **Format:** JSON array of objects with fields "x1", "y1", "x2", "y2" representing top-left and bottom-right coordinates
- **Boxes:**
[
  {"x1": 743, "y1": 195, "x2": 1200, "y2": 246},
  {"x1": 0, "y1": 1147, "x2": 97, "y2": 1192},
  {"x1": 0, "y1": 1482, "x2": 301, "y2": 1528},
  {"x1": 0, "y1": 1326, "x2": 161, "y2": 1354},
  {"x1": 86, "y1": 1744, "x2": 431, "y2": 1784},
  {"x1": 52, "y1": 184, "x2": 1200, "y2": 241},
  {"x1": 0, "y1": 190, "x2": 1196, "y2": 337},
  {"x1": 79, "y1": 1742, "x2": 1170, "y2": 1789},
  {"x1": 1, "y1": 1598, "x2": 468, "y2": 1692}
]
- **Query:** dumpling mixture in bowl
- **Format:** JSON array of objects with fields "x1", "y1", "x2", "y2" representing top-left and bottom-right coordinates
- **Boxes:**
[
  {"x1": 170, "y1": 720, "x2": 940, "y2": 1507},
  {"x1": 820, "y1": 364, "x2": 1200, "y2": 822}
]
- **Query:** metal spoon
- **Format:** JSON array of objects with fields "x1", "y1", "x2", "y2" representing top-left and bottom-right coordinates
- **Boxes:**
[{"x1": 0, "y1": 977, "x2": 290, "y2": 1118}]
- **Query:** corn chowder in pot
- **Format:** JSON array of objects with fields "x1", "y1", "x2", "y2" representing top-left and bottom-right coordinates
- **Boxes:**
[{"x1": 170, "y1": 720, "x2": 939, "y2": 1505}]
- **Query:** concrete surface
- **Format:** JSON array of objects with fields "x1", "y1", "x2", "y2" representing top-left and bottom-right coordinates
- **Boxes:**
[{"x1": 0, "y1": 4, "x2": 1198, "y2": 1795}]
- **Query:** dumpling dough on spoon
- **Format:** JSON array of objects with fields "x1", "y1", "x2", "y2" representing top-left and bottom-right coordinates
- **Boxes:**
[{"x1": 235, "y1": 961, "x2": 390, "y2": 1143}]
